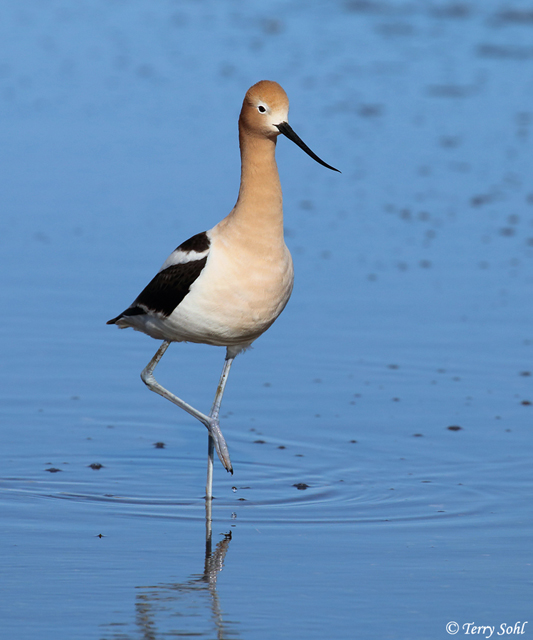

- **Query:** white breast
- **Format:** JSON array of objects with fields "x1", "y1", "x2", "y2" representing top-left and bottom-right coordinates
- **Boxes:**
[{"x1": 161, "y1": 237, "x2": 294, "y2": 347}]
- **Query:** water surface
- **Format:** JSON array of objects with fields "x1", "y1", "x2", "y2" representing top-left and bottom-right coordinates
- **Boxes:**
[{"x1": 1, "y1": 1, "x2": 532, "y2": 638}]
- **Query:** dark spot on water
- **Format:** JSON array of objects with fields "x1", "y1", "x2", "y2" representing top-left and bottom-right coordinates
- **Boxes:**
[
  {"x1": 519, "y1": 371, "x2": 531, "y2": 376},
  {"x1": 349, "y1": 439, "x2": 358, "y2": 443},
  {"x1": 439, "y1": 135, "x2": 461, "y2": 148},
  {"x1": 278, "y1": 445, "x2": 286, "y2": 449},
  {"x1": 499, "y1": 227, "x2": 515, "y2": 237},
  {"x1": 154, "y1": 442, "x2": 165, "y2": 449},
  {"x1": 357, "y1": 103, "x2": 384, "y2": 118},
  {"x1": 88, "y1": 463, "x2": 103, "y2": 470},
  {"x1": 421, "y1": 480, "x2": 431, "y2": 483},
  {"x1": 34, "y1": 231, "x2": 50, "y2": 244},
  {"x1": 477, "y1": 44, "x2": 533, "y2": 60},
  {"x1": 263, "y1": 382, "x2": 271, "y2": 387},
  {"x1": 237, "y1": 498, "x2": 247, "y2": 501},
  {"x1": 493, "y1": 8, "x2": 533, "y2": 25},
  {"x1": 427, "y1": 83, "x2": 477, "y2": 98},
  {"x1": 431, "y1": 3, "x2": 471, "y2": 19},
  {"x1": 392, "y1": 397, "x2": 400, "y2": 402},
  {"x1": 260, "y1": 18, "x2": 283, "y2": 35},
  {"x1": 284, "y1": 226, "x2": 295, "y2": 238},
  {"x1": 45, "y1": 467, "x2": 62, "y2": 473},
  {"x1": 96, "y1": 533, "x2": 104, "y2": 538},
  {"x1": 521, "y1": 400, "x2": 532, "y2": 406},
  {"x1": 293, "y1": 483, "x2": 309, "y2": 490},
  {"x1": 388, "y1": 364, "x2": 399, "y2": 369},
  {"x1": 254, "y1": 439, "x2": 266, "y2": 444},
  {"x1": 375, "y1": 22, "x2": 414, "y2": 37},
  {"x1": 413, "y1": 433, "x2": 424, "y2": 437},
  {"x1": 137, "y1": 63, "x2": 155, "y2": 79},
  {"x1": 344, "y1": 1, "x2": 386, "y2": 14},
  {"x1": 447, "y1": 425, "x2": 463, "y2": 431},
  {"x1": 470, "y1": 193, "x2": 495, "y2": 207}
]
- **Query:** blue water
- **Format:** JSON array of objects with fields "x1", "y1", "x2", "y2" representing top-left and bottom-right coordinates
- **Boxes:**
[{"x1": 1, "y1": 1, "x2": 532, "y2": 638}]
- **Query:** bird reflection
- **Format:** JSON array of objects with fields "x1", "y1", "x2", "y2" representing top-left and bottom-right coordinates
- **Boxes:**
[{"x1": 123, "y1": 503, "x2": 237, "y2": 640}]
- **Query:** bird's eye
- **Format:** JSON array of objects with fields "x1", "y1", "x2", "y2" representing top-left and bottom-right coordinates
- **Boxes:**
[{"x1": 257, "y1": 105, "x2": 266, "y2": 113}]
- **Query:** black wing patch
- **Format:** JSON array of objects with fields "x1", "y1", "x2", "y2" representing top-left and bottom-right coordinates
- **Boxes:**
[
  {"x1": 107, "y1": 232, "x2": 210, "y2": 324},
  {"x1": 177, "y1": 231, "x2": 210, "y2": 253},
  {"x1": 133, "y1": 256, "x2": 208, "y2": 316}
]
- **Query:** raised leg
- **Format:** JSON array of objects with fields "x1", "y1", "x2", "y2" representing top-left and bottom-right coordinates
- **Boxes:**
[
  {"x1": 206, "y1": 354, "x2": 235, "y2": 500},
  {"x1": 140, "y1": 341, "x2": 233, "y2": 477}
]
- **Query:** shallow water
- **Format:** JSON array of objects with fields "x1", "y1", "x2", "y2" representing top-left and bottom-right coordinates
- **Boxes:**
[{"x1": 1, "y1": 1, "x2": 532, "y2": 638}]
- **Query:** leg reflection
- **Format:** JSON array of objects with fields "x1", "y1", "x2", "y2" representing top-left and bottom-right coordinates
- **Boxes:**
[{"x1": 127, "y1": 508, "x2": 236, "y2": 639}]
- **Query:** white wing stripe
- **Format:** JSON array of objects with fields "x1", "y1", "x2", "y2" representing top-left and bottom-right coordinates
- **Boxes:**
[{"x1": 159, "y1": 248, "x2": 210, "y2": 272}]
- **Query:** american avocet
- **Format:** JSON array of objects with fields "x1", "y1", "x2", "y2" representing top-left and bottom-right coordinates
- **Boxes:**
[{"x1": 107, "y1": 80, "x2": 339, "y2": 500}]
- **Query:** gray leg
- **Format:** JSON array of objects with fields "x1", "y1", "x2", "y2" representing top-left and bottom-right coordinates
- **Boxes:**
[
  {"x1": 206, "y1": 354, "x2": 235, "y2": 500},
  {"x1": 141, "y1": 341, "x2": 233, "y2": 477}
]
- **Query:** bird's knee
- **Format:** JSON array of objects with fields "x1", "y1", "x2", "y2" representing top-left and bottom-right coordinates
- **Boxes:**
[{"x1": 140, "y1": 368, "x2": 153, "y2": 388}]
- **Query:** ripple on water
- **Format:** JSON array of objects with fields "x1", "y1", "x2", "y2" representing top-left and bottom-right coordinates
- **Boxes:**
[{"x1": 0, "y1": 450, "x2": 509, "y2": 531}]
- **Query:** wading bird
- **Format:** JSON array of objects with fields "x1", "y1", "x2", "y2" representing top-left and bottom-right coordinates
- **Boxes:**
[{"x1": 107, "y1": 80, "x2": 339, "y2": 500}]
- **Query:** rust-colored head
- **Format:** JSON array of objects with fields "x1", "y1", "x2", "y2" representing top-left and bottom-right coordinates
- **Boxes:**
[
  {"x1": 239, "y1": 80, "x2": 290, "y2": 139},
  {"x1": 239, "y1": 80, "x2": 340, "y2": 172}
]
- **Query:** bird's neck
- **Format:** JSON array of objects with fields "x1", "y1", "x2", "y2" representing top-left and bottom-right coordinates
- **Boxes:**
[{"x1": 228, "y1": 129, "x2": 284, "y2": 238}]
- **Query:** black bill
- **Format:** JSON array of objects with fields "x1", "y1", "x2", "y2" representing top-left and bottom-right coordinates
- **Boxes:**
[{"x1": 275, "y1": 121, "x2": 340, "y2": 173}]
